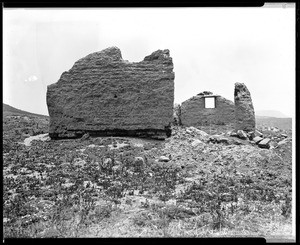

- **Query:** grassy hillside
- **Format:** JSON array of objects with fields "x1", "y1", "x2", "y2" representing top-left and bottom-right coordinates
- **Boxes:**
[
  {"x1": 3, "y1": 103, "x2": 49, "y2": 149},
  {"x1": 3, "y1": 103, "x2": 49, "y2": 119}
]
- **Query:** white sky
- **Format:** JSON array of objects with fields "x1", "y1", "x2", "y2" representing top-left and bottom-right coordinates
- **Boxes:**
[{"x1": 3, "y1": 6, "x2": 295, "y2": 117}]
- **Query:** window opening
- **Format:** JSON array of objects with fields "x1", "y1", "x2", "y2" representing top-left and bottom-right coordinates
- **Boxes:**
[{"x1": 205, "y1": 97, "x2": 215, "y2": 108}]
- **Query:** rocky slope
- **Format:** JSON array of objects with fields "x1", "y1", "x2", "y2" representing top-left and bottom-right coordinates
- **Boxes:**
[
  {"x1": 47, "y1": 47, "x2": 174, "y2": 139},
  {"x1": 3, "y1": 111, "x2": 293, "y2": 239}
]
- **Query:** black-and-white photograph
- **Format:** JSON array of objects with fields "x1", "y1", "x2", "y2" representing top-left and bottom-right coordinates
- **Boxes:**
[{"x1": 3, "y1": 4, "x2": 296, "y2": 242}]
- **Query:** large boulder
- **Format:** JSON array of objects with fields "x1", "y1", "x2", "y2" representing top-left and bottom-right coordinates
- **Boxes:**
[
  {"x1": 46, "y1": 47, "x2": 175, "y2": 139},
  {"x1": 234, "y1": 83, "x2": 255, "y2": 132}
]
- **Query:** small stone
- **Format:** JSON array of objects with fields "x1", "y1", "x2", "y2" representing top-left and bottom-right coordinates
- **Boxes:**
[
  {"x1": 233, "y1": 139, "x2": 242, "y2": 145},
  {"x1": 247, "y1": 131, "x2": 255, "y2": 140},
  {"x1": 158, "y1": 156, "x2": 170, "y2": 162},
  {"x1": 81, "y1": 133, "x2": 90, "y2": 141},
  {"x1": 185, "y1": 127, "x2": 209, "y2": 141},
  {"x1": 278, "y1": 139, "x2": 288, "y2": 146},
  {"x1": 230, "y1": 132, "x2": 238, "y2": 137},
  {"x1": 237, "y1": 130, "x2": 248, "y2": 140},
  {"x1": 258, "y1": 138, "x2": 271, "y2": 149},
  {"x1": 112, "y1": 165, "x2": 122, "y2": 173},
  {"x1": 219, "y1": 137, "x2": 229, "y2": 144},
  {"x1": 255, "y1": 130, "x2": 263, "y2": 137},
  {"x1": 253, "y1": 136, "x2": 263, "y2": 144},
  {"x1": 269, "y1": 141, "x2": 278, "y2": 148},
  {"x1": 281, "y1": 133, "x2": 288, "y2": 138},
  {"x1": 102, "y1": 158, "x2": 112, "y2": 167},
  {"x1": 134, "y1": 157, "x2": 145, "y2": 171},
  {"x1": 191, "y1": 139, "x2": 203, "y2": 147},
  {"x1": 115, "y1": 160, "x2": 122, "y2": 165}
]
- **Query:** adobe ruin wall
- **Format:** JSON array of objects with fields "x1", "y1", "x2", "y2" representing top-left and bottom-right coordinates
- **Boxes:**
[
  {"x1": 180, "y1": 93, "x2": 235, "y2": 127},
  {"x1": 47, "y1": 47, "x2": 175, "y2": 139}
]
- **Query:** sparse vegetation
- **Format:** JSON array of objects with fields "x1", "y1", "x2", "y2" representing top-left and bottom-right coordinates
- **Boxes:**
[{"x1": 3, "y1": 111, "x2": 293, "y2": 240}]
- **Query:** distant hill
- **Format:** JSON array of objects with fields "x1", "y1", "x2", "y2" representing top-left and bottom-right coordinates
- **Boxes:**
[
  {"x1": 256, "y1": 116, "x2": 292, "y2": 130},
  {"x1": 255, "y1": 110, "x2": 290, "y2": 118},
  {"x1": 3, "y1": 103, "x2": 49, "y2": 119}
]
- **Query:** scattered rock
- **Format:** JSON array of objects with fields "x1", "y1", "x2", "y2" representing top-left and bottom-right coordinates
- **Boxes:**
[
  {"x1": 255, "y1": 130, "x2": 263, "y2": 137},
  {"x1": 234, "y1": 83, "x2": 255, "y2": 132},
  {"x1": 197, "y1": 91, "x2": 213, "y2": 96},
  {"x1": 186, "y1": 127, "x2": 208, "y2": 137},
  {"x1": 208, "y1": 135, "x2": 229, "y2": 144},
  {"x1": 134, "y1": 157, "x2": 145, "y2": 171},
  {"x1": 112, "y1": 165, "x2": 122, "y2": 173},
  {"x1": 253, "y1": 136, "x2": 263, "y2": 144},
  {"x1": 219, "y1": 137, "x2": 229, "y2": 144},
  {"x1": 281, "y1": 134, "x2": 288, "y2": 138},
  {"x1": 81, "y1": 133, "x2": 90, "y2": 141},
  {"x1": 278, "y1": 138, "x2": 289, "y2": 146},
  {"x1": 258, "y1": 138, "x2": 271, "y2": 149},
  {"x1": 191, "y1": 139, "x2": 203, "y2": 147},
  {"x1": 24, "y1": 133, "x2": 50, "y2": 146},
  {"x1": 271, "y1": 127, "x2": 280, "y2": 132},
  {"x1": 158, "y1": 156, "x2": 170, "y2": 162},
  {"x1": 237, "y1": 130, "x2": 248, "y2": 140},
  {"x1": 102, "y1": 158, "x2": 113, "y2": 168},
  {"x1": 230, "y1": 132, "x2": 238, "y2": 137},
  {"x1": 269, "y1": 141, "x2": 278, "y2": 149},
  {"x1": 247, "y1": 131, "x2": 255, "y2": 140},
  {"x1": 232, "y1": 139, "x2": 242, "y2": 145}
]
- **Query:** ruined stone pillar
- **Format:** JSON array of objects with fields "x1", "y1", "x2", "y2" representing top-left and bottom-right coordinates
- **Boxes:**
[{"x1": 234, "y1": 82, "x2": 255, "y2": 132}]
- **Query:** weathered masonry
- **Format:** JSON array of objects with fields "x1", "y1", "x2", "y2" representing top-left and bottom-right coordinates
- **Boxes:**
[
  {"x1": 180, "y1": 83, "x2": 255, "y2": 132},
  {"x1": 234, "y1": 82, "x2": 255, "y2": 132},
  {"x1": 180, "y1": 91, "x2": 235, "y2": 126},
  {"x1": 46, "y1": 47, "x2": 175, "y2": 139}
]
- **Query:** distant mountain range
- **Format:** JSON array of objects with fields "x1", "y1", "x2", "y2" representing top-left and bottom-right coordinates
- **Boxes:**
[
  {"x1": 255, "y1": 110, "x2": 290, "y2": 118},
  {"x1": 3, "y1": 103, "x2": 49, "y2": 118}
]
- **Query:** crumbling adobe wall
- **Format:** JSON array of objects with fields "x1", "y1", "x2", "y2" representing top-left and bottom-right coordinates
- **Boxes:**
[
  {"x1": 180, "y1": 93, "x2": 235, "y2": 126},
  {"x1": 173, "y1": 104, "x2": 182, "y2": 125},
  {"x1": 234, "y1": 82, "x2": 255, "y2": 132},
  {"x1": 46, "y1": 47, "x2": 175, "y2": 139}
]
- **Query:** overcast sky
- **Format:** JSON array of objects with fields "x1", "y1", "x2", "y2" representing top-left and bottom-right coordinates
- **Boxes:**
[{"x1": 3, "y1": 5, "x2": 295, "y2": 117}]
